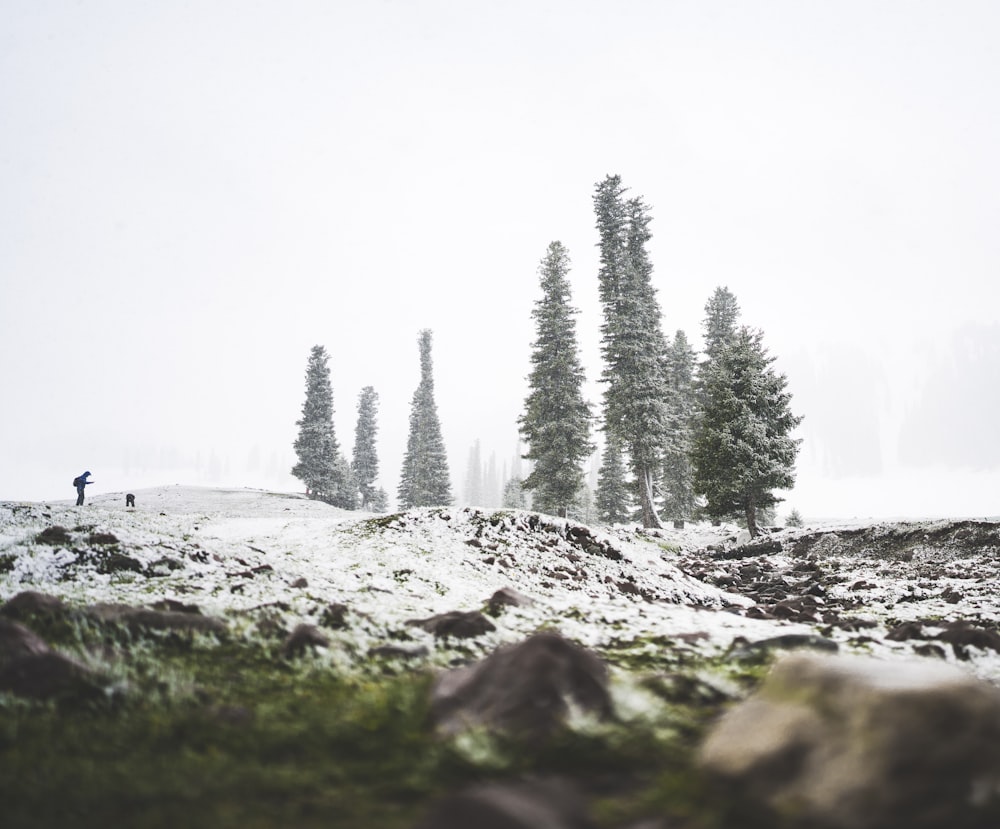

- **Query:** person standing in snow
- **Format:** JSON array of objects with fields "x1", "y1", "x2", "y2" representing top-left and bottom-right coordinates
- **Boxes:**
[{"x1": 73, "y1": 471, "x2": 93, "y2": 506}]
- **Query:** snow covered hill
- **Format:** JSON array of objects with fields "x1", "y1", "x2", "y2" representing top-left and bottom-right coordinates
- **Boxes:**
[
  {"x1": 0, "y1": 486, "x2": 808, "y2": 663},
  {"x1": 3, "y1": 485, "x2": 1000, "y2": 683}
]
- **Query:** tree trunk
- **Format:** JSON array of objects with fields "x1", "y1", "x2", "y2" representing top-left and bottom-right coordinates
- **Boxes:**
[
  {"x1": 744, "y1": 496, "x2": 758, "y2": 538},
  {"x1": 638, "y1": 466, "x2": 662, "y2": 529}
]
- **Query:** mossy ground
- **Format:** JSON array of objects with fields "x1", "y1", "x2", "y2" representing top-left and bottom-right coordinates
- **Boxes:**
[{"x1": 0, "y1": 614, "x2": 781, "y2": 829}]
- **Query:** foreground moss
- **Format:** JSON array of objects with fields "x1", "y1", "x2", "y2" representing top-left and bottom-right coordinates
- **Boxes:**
[{"x1": 0, "y1": 617, "x2": 763, "y2": 829}]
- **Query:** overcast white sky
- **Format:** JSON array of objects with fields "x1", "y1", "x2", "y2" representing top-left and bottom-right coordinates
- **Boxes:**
[{"x1": 2, "y1": 1, "x2": 998, "y2": 519}]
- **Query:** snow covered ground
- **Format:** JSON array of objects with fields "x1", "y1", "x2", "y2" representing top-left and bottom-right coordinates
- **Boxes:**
[{"x1": 2, "y1": 486, "x2": 999, "y2": 683}]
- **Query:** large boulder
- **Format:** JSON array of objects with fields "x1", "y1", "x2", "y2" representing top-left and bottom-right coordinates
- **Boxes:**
[
  {"x1": 430, "y1": 632, "x2": 612, "y2": 740},
  {"x1": 698, "y1": 653, "x2": 1000, "y2": 828}
]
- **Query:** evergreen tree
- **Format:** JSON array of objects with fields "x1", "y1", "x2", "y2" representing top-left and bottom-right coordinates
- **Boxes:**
[
  {"x1": 370, "y1": 487, "x2": 390, "y2": 514},
  {"x1": 351, "y1": 386, "x2": 380, "y2": 510},
  {"x1": 329, "y1": 454, "x2": 359, "y2": 510},
  {"x1": 595, "y1": 437, "x2": 630, "y2": 525},
  {"x1": 398, "y1": 329, "x2": 453, "y2": 508},
  {"x1": 291, "y1": 345, "x2": 352, "y2": 504},
  {"x1": 786, "y1": 507, "x2": 804, "y2": 528},
  {"x1": 571, "y1": 482, "x2": 595, "y2": 525},
  {"x1": 661, "y1": 330, "x2": 698, "y2": 527},
  {"x1": 510, "y1": 438, "x2": 524, "y2": 482},
  {"x1": 594, "y1": 175, "x2": 670, "y2": 528},
  {"x1": 692, "y1": 327, "x2": 803, "y2": 537},
  {"x1": 702, "y1": 286, "x2": 741, "y2": 363},
  {"x1": 501, "y1": 476, "x2": 527, "y2": 509},
  {"x1": 518, "y1": 241, "x2": 594, "y2": 519}
]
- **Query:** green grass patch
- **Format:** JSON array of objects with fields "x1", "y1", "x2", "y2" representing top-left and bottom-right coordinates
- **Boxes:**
[{"x1": 0, "y1": 618, "x2": 768, "y2": 829}]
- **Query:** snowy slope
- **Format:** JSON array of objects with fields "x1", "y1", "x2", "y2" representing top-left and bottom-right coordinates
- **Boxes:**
[
  {"x1": 0, "y1": 486, "x2": 812, "y2": 664},
  {"x1": 4, "y1": 486, "x2": 1000, "y2": 683}
]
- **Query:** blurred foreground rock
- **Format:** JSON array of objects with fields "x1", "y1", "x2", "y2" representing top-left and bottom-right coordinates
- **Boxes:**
[
  {"x1": 699, "y1": 653, "x2": 1000, "y2": 828},
  {"x1": 430, "y1": 631, "x2": 612, "y2": 740}
]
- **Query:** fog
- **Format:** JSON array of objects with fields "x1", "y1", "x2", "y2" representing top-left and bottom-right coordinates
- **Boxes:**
[{"x1": 2, "y1": 1, "x2": 998, "y2": 519}]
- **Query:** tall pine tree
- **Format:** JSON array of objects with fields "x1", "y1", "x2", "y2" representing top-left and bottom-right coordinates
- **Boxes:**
[
  {"x1": 595, "y1": 436, "x2": 630, "y2": 525},
  {"x1": 692, "y1": 327, "x2": 803, "y2": 537},
  {"x1": 594, "y1": 175, "x2": 670, "y2": 528},
  {"x1": 351, "y1": 386, "x2": 380, "y2": 511},
  {"x1": 291, "y1": 345, "x2": 353, "y2": 505},
  {"x1": 518, "y1": 241, "x2": 593, "y2": 518},
  {"x1": 702, "y1": 286, "x2": 741, "y2": 363},
  {"x1": 662, "y1": 330, "x2": 698, "y2": 527},
  {"x1": 398, "y1": 329, "x2": 453, "y2": 508}
]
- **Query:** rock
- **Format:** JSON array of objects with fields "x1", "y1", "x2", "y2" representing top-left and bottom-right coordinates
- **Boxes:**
[
  {"x1": 413, "y1": 778, "x2": 594, "y2": 829},
  {"x1": 728, "y1": 633, "x2": 838, "y2": 660},
  {"x1": 146, "y1": 556, "x2": 184, "y2": 576},
  {"x1": 34, "y1": 526, "x2": 72, "y2": 546},
  {"x1": 282, "y1": 624, "x2": 330, "y2": 658},
  {"x1": 290, "y1": 577, "x2": 309, "y2": 588},
  {"x1": 85, "y1": 603, "x2": 227, "y2": 635},
  {"x1": 430, "y1": 632, "x2": 612, "y2": 740},
  {"x1": 886, "y1": 621, "x2": 926, "y2": 641},
  {"x1": 712, "y1": 540, "x2": 783, "y2": 560},
  {"x1": 148, "y1": 599, "x2": 202, "y2": 615},
  {"x1": 408, "y1": 611, "x2": 496, "y2": 639},
  {"x1": 87, "y1": 531, "x2": 119, "y2": 545},
  {"x1": 940, "y1": 586, "x2": 964, "y2": 604},
  {"x1": 935, "y1": 622, "x2": 1000, "y2": 654},
  {"x1": 0, "y1": 618, "x2": 50, "y2": 666},
  {"x1": 368, "y1": 644, "x2": 429, "y2": 660},
  {"x1": 913, "y1": 642, "x2": 947, "y2": 659},
  {"x1": 0, "y1": 651, "x2": 105, "y2": 702},
  {"x1": 95, "y1": 552, "x2": 144, "y2": 574},
  {"x1": 486, "y1": 587, "x2": 535, "y2": 616},
  {"x1": 320, "y1": 603, "x2": 349, "y2": 629},
  {"x1": 699, "y1": 653, "x2": 1000, "y2": 828},
  {"x1": 0, "y1": 591, "x2": 68, "y2": 620}
]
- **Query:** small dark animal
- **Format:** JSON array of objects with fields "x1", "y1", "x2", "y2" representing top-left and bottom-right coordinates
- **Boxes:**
[{"x1": 125, "y1": 494, "x2": 135, "y2": 508}]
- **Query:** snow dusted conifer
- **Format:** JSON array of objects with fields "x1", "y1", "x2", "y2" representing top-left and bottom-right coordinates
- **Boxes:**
[
  {"x1": 518, "y1": 241, "x2": 593, "y2": 519},
  {"x1": 692, "y1": 327, "x2": 803, "y2": 537},
  {"x1": 702, "y1": 286, "x2": 741, "y2": 364},
  {"x1": 501, "y1": 476, "x2": 527, "y2": 509},
  {"x1": 661, "y1": 330, "x2": 698, "y2": 527},
  {"x1": 596, "y1": 437, "x2": 630, "y2": 525},
  {"x1": 329, "y1": 454, "x2": 358, "y2": 510},
  {"x1": 594, "y1": 175, "x2": 670, "y2": 528},
  {"x1": 786, "y1": 507, "x2": 804, "y2": 528},
  {"x1": 351, "y1": 386, "x2": 380, "y2": 510},
  {"x1": 398, "y1": 330, "x2": 453, "y2": 508},
  {"x1": 370, "y1": 487, "x2": 390, "y2": 513},
  {"x1": 292, "y1": 345, "x2": 352, "y2": 505}
]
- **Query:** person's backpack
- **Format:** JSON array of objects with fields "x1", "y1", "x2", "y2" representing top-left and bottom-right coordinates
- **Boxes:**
[{"x1": 72, "y1": 476, "x2": 81, "y2": 488}]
